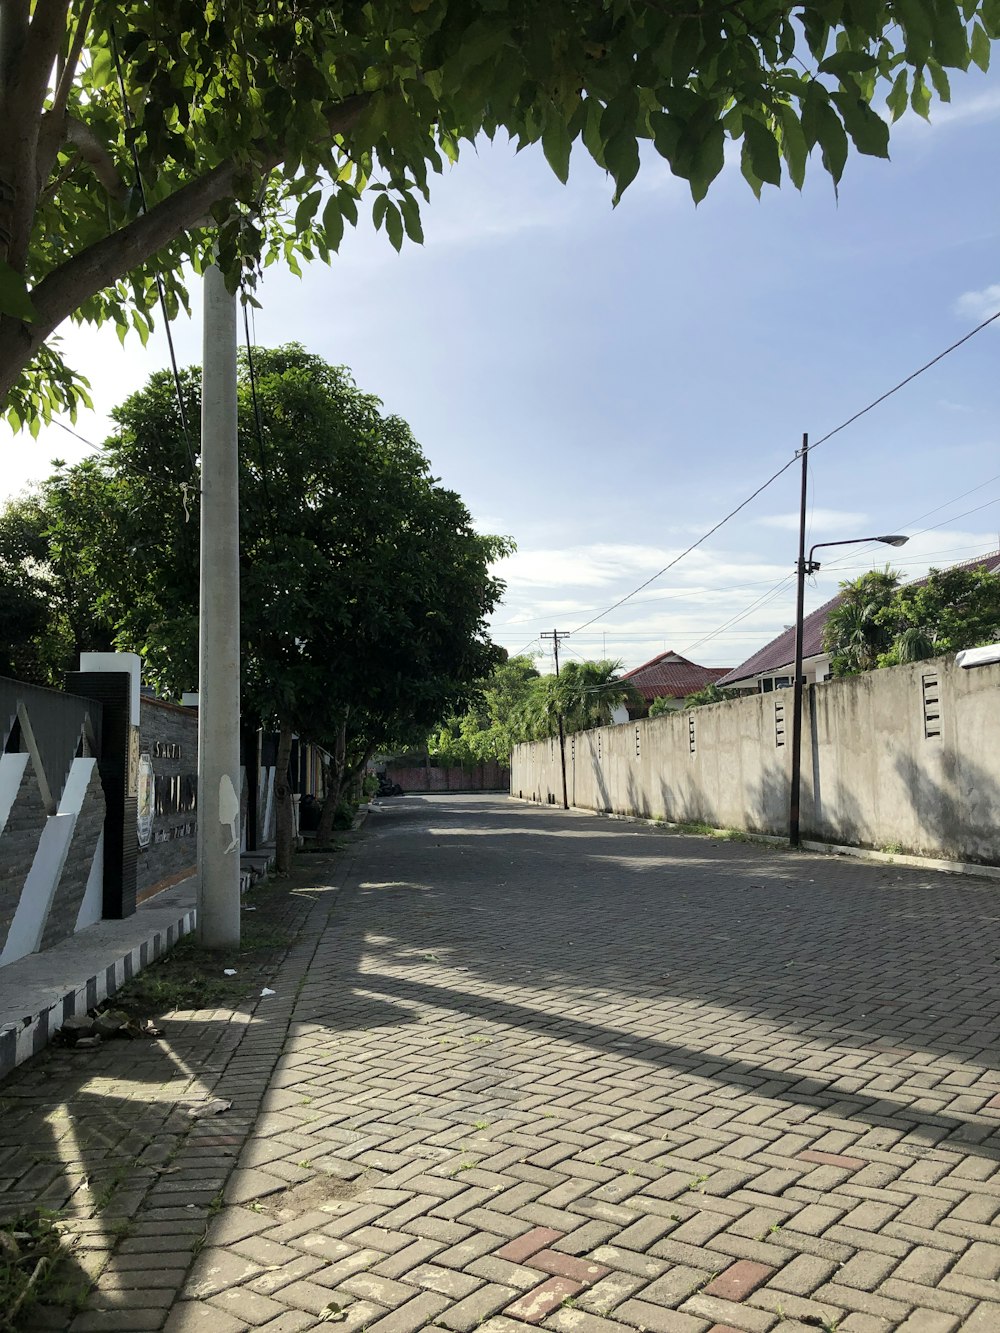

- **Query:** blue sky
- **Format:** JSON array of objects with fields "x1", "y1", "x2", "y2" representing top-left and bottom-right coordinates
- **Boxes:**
[{"x1": 4, "y1": 68, "x2": 1000, "y2": 676}]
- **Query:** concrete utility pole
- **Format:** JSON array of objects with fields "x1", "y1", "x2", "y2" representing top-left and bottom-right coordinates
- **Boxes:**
[
  {"x1": 197, "y1": 264, "x2": 242, "y2": 947},
  {"x1": 541, "y1": 629, "x2": 570, "y2": 811}
]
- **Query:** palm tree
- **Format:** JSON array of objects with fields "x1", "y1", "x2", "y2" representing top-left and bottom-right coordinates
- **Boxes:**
[
  {"x1": 555, "y1": 659, "x2": 639, "y2": 732},
  {"x1": 823, "y1": 567, "x2": 901, "y2": 675}
]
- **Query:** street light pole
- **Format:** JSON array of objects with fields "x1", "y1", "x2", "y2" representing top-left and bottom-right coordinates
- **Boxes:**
[
  {"x1": 788, "y1": 514, "x2": 909, "y2": 848},
  {"x1": 788, "y1": 434, "x2": 810, "y2": 848}
]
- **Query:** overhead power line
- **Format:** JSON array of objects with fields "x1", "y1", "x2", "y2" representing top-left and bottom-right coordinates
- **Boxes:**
[
  {"x1": 569, "y1": 307, "x2": 1000, "y2": 638},
  {"x1": 571, "y1": 455, "x2": 799, "y2": 634},
  {"x1": 810, "y1": 308, "x2": 1000, "y2": 453}
]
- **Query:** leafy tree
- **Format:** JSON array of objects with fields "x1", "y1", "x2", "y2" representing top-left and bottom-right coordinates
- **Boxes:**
[
  {"x1": 429, "y1": 655, "x2": 541, "y2": 766},
  {"x1": 824, "y1": 563, "x2": 1000, "y2": 674},
  {"x1": 34, "y1": 344, "x2": 509, "y2": 863},
  {"x1": 0, "y1": 491, "x2": 62, "y2": 681},
  {"x1": 3, "y1": 1, "x2": 996, "y2": 427},
  {"x1": 823, "y1": 567, "x2": 901, "y2": 675},
  {"x1": 0, "y1": 484, "x2": 115, "y2": 682},
  {"x1": 876, "y1": 566, "x2": 1000, "y2": 666},
  {"x1": 648, "y1": 695, "x2": 679, "y2": 717},
  {"x1": 683, "y1": 682, "x2": 727, "y2": 708}
]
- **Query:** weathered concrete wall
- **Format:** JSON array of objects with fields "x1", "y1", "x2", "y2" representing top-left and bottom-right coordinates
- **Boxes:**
[
  {"x1": 511, "y1": 655, "x2": 1000, "y2": 864},
  {"x1": 137, "y1": 697, "x2": 198, "y2": 902}
]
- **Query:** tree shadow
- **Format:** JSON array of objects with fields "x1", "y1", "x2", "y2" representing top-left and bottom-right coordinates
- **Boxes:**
[{"x1": 329, "y1": 795, "x2": 1000, "y2": 1162}]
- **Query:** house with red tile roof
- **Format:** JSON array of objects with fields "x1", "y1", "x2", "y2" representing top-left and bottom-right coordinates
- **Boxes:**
[
  {"x1": 717, "y1": 548, "x2": 1000, "y2": 695},
  {"x1": 617, "y1": 650, "x2": 732, "y2": 719}
]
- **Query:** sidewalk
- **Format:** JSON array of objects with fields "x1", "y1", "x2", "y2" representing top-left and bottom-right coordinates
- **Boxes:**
[{"x1": 5, "y1": 795, "x2": 1000, "y2": 1332}]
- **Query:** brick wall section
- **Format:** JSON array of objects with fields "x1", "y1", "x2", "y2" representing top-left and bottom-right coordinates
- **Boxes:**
[
  {"x1": 138, "y1": 698, "x2": 198, "y2": 900},
  {"x1": 39, "y1": 763, "x2": 106, "y2": 950},
  {"x1": 387, "y1": 761, "x2": 510, "y2": 792},
  {"x1": 0, "y1": 758, "x2": 47, "y2": 954}
]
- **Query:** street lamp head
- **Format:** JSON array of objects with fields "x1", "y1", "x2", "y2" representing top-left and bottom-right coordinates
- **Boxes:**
[{"x1": 875, "y1": 534, "x2": 908, "y2": 547}]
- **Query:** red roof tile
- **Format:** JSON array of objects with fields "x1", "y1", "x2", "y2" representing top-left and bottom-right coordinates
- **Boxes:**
[{"x1": 621, "y1": 651, "x2": 732, "y2": 703}]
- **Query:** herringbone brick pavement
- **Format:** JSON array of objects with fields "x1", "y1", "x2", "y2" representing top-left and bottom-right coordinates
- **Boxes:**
[{"x1": 14, "y1": 795, "x2": 1000, "y2": 1332}]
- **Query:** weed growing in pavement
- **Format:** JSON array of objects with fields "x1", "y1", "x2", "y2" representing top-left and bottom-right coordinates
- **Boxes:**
[
  {"x1": 0, "y1": 1209, "x2": 81, "y2": 1326},
  {"x1": 90, "y1": 1163, "x2": 130, "y2": 1213},
  {"x1": 472, "y1": 1121, "x2": 490, "y2": 1130},
  {"x1": 881, "y1": 841, "x2": 904, "y2": 856},
  {"x1": 687, "y1": 1173, "x2": 710, "y2": 1192}
]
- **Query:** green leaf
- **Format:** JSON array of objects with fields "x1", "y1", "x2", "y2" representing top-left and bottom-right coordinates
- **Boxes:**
[
  {"x1": 384, "y1": 202, "x2": 404, "y2": 252},
  {"x1": 0, "y1": 261, "x2": 37, "y2": 322},
  {"x1": 927, "y1": 57, "x2": 952, "y2": 99},
  {"x1": 742, "y1": 117, "x2": 781, "y2": 187},
  {"x1": 372, "y1": 192, "x2": 390, "y2": 231},
  {"x1": 910, "y1": 70, "x2": 932, "y2": 118},
  {"x1": 740, "y1": 140, "x2": 764, "y2": 199},
  {"x1": 293, "y1": 192, "x2": 321, "y2": 232},
  {"x1": 604, "y1": 129, "x2": 640, "y2": 201},
  {"x1": 322, "y1": 193, "x2": 345, "y2": 251},
  {"x1": 885, "y1": 69, "x2": 910, "y2": 121},
  {"x1": 778, "y1": 106, "x2": 808, "y2": 190},
  {"x1": 541, "y1": 115, "x2": 572, "y2": 184},
  {"x1": 803, "y1": 93, "x2": 849, "y2": 183},
  {"x1": 688, "y1": 122, "x2": 725, "y2": 203},
  {"x1": 831, "y1": 91, "x2": 890, "y2": 157},
  {"x1": 971, "y1": 21, "x2": 992, "y2": 70},
  {"x1": 818, "y1": 50, "x2": 878, "y2": 77},
  {"x1": 399, "y1": 195, "x2": 424, "y2": 244}
]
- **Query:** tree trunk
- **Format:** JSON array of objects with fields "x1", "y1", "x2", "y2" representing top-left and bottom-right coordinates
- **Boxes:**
[
  {"x1": 273, "y1": 721, "x2": 295, "y2": 874},
  {"x1": 316, "y1": 717, "x2": 348, "y2": 847}
]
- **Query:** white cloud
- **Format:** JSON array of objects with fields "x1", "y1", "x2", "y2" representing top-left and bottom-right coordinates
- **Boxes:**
[
  {"x1": 926, "y1": 88, "x2": 1000, "y2": 129},
  {"x1": 756, "y1": 508, "x2": 869, "y2": 534},
  {"x1": 954, "y1": 282, "x2": 1000, "y2": 323}
]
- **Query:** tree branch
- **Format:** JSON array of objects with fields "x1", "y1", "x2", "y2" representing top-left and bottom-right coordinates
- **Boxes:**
[
  {"x1": 51, "y1": 0, "x2": 92, "y2": 123},
  {"x1": 35, "y1": 0, "x2": 94, "y2": 188},
  {"x1": 64, "y1": 114, "x2": 127, "y2": 199},
  {"x1": 2, "y1": 93, "x2": 368, "y2": 403},
  {"x1": 0, "y1": 0, "x2": 71, "y2": 268}
]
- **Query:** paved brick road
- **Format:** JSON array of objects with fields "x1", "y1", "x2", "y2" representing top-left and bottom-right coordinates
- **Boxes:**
[{"x1": 15, "y1": 794, "x2": 1000, "y2": 1332}]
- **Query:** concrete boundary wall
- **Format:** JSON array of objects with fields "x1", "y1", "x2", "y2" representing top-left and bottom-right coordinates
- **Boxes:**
[{"x1": 510, "y1": 655, "x2": 1000, "y2": 865}]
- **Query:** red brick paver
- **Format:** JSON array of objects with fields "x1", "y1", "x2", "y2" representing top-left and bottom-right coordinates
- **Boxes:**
[
  {"x1": 495, "y1": 1227, "x2": 565, "y2": 1264},
  {"x1": 504, "y1": 1276, "x2": 585, "y2": 1323},
  {"x1": 702, "y1": 1260, "x2": 774, "y2": 1301}
]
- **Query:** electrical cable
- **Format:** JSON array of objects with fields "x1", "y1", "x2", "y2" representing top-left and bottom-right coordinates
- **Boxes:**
[
  {"x1": 568, "y1": 308, "x2": 1000, "y2": 639},
  {"x1": 570, "y1": 454, "x2": 799, "y2": 635},
  {"x1": 810, "y1": 308, "x2": 1000, "y2": 453}
]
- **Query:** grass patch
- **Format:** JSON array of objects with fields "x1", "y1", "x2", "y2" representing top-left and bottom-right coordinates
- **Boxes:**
[
  {"x1": 111, "y1": 917, "x2": 296, "y2": 1019},
  {"x1": 667, "y1": 820, "x2": 757, "y2": 843},
  {"x1": 0, "y1": 1210, "x2": 85, "y2": 1328}
]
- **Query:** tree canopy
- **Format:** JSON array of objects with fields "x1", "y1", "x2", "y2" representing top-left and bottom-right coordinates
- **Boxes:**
[
  {"x1": 823, "y1": 562, "x2": 1000, "y2": 674},
  {"x1": 431, "y1": 655, "x2": 640, "y2": 762},
  {"x1": 2, "y1": 344, "x2": 509, "y2": 749},
  {"x1": 2, "y1": 1, "x2": 996, "y2": 429}
]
